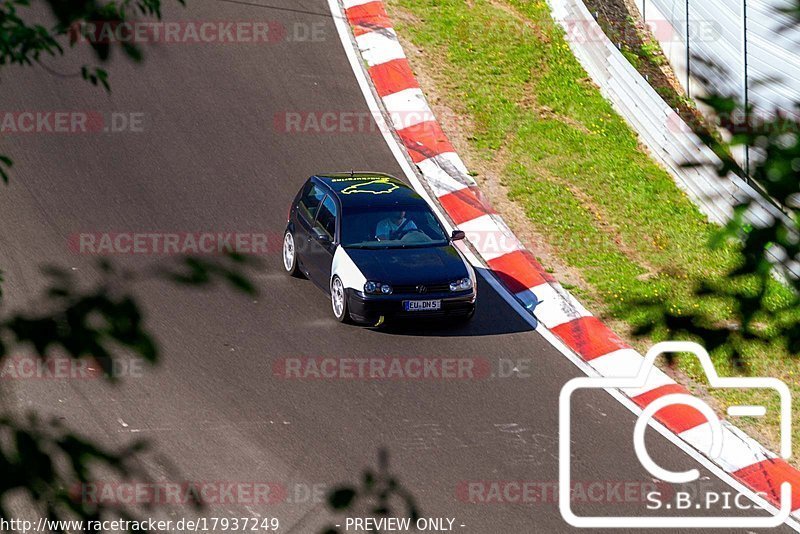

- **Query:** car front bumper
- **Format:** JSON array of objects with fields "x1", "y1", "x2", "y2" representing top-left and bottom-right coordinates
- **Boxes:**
[{"x1": 346, "y1": 288, "x2": 476, "y2": 323}]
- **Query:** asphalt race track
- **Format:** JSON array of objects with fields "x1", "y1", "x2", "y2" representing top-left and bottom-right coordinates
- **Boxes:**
[{"x1": 0, "y1": 0, "x2": 793, "y2": 532}]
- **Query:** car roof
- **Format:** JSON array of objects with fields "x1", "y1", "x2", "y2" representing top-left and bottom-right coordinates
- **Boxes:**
[{"x1": 312, "y1": 172, "x2": 427, "y2": 209}]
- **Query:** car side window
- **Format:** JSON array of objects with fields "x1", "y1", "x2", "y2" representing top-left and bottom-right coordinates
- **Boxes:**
[
  {"x1": 297, "y1": 182, "x2": 326, "y2": 224},
  {"x1": 314, "y1": 195, "x2": 338, "y2": 240}
]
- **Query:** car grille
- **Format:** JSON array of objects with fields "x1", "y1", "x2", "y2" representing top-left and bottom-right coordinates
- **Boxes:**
[{"x1": 393, "y1": 283, "x2": 451, "y2": 294}]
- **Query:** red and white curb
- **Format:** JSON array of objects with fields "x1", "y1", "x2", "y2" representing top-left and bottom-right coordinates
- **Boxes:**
[{"x1": 336, "y1": 0, "x2": 800, "y2": 522}]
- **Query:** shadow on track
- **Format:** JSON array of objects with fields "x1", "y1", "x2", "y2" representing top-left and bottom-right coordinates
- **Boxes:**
[{"x1": 369, "y1": 273, "x2": 536, "y2": 337}]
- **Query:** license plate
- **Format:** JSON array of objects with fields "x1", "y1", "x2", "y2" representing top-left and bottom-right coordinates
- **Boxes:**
[{"x1": 404, "y1": 300, "x2": 441, "y2": 311}]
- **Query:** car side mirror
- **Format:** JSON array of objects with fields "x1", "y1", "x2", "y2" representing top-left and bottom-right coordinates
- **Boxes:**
[
  {"x1": 312, "y1": 227, "x2": 331, "y2": 244},
  {"x1": 451, "y1": 230, "x2": 466, "y2": 241}
]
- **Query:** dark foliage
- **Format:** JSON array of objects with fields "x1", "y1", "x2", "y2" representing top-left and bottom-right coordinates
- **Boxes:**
[
  {"x1": 0, "y1": 254, "x2": 258, "y2": 530},
  {"x1": 323, "y1": 450, "x2": 419, "y2": 534},
  {"x1": 624, "y1": 11, "x2": 800, "y2": 368}
]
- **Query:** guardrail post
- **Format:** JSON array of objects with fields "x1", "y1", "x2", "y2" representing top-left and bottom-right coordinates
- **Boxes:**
[
  {"x1": 742, "y1": 0, "x2": 751, "y2": 177},
  {"x1": 685, "y1": 0, "x2": 691, "y2": 96}
]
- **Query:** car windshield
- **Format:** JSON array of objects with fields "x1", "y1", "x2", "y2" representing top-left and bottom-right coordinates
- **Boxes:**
[{"x1": 341, "y1": 205, "x2": 449, "y2": 248}]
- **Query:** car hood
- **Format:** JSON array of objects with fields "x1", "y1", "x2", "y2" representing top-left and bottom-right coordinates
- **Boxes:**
[{"x1": 344, "y1": 245, "x2": 469, "y2": 285}]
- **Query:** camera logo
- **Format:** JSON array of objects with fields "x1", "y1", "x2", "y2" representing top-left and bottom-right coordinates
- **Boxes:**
[{"x1": 559, "y1": 341, "x2": 793, "y2": 528}]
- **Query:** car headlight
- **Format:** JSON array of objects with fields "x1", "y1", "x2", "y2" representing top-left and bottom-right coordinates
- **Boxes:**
[
  {"x1": 450, "y1": 277, "x2": 473, "y2": 292},
  {"x1": 364, "y1": 281, "x2": 392, "y2": 295}
]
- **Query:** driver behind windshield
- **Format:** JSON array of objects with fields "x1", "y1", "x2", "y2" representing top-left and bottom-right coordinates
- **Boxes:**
[{"x1": 376, "y1": 210, "x2": 418, "y2": 240}]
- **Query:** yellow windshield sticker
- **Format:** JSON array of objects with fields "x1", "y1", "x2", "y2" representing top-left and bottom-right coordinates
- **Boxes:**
[{"x1": 340, "y1": 177, "x2": 399, "y2": 195}]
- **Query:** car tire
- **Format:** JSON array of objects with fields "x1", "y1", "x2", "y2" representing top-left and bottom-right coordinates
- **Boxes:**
[
  {"x1": 331, "y1": 276, "x2": 351, "y2": 323},
  {"x1": 282, "y1": 229, "x2": 301, "y2": 277}
]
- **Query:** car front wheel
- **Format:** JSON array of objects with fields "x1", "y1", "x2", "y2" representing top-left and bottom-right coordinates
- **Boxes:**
[{"x1": 330, "y1": 276, "x2": 351, "y2": 323}]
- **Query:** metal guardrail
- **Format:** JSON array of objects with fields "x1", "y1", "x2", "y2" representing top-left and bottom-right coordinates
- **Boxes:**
[
  {"x1": 549, "y1": 0, "x2": 800, "y2": 278},
  {"x1": 638, "y1": 0, "x2": 800, "y2": 179}
]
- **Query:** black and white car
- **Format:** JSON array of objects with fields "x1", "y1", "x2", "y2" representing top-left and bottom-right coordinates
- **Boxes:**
[{"x1": 282, "y1": 172, "x2": 477, "y2": 325}]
